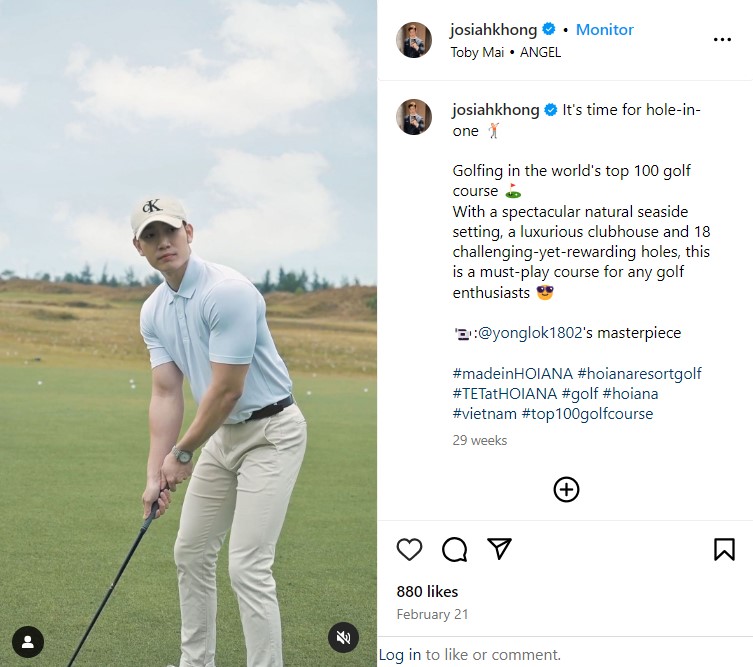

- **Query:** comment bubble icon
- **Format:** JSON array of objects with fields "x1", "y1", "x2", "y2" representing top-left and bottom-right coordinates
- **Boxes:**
[{"x1": 442, "y1": 537, "x2": 468, "y2": 562}]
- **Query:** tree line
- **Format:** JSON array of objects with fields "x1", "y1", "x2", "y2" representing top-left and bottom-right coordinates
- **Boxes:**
[
  {"x1": 0, "y1": 265, "x2": 362, "y2": 293},
  {"x1": 256, "y1": 268, "x2": 361, "y2": 294}
]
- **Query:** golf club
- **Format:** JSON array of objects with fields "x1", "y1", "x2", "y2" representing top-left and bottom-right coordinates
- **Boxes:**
[{"x1": 66, "y1": 496, "x2": 162, "y2": 667}]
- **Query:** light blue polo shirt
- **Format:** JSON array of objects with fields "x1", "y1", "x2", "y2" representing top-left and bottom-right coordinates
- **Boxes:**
[{"x1": 139, "y1": 254, "x2": 293, "y2": 423}]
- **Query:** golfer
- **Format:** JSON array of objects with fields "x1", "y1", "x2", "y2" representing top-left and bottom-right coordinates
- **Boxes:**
[{"x1": 131, "y1": 196, "x2": 307, "y2": 667}]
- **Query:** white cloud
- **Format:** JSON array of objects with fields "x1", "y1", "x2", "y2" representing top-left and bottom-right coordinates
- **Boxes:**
[
  {"x1": 0, "y1": 81, "x2": 24, "y2": 107},
  {"x1": 52, "y1": 202, "x2": 72, "y2": 223},
  {"x1": 61, "y1": 148, "x2": 339, "y2": 278},
  {"x1": 183, "y1": 49, "x2": 214, "y2": 69},
  {"x1": 197, "y1": 149, "x2": 337, "y2": 269},
  {"x1": 64, "y1": 122, "x2": 92, "y2": 141},
  {"x1": 68, "y1": 211, "x2": 141, "y2": 266},
  {"x1": 0, "y1": 231, "x2": 9, "y2": 252},
  {"x1": 69, "y1": 0, "x2": 357, "y2": 135},
  {"x1": 65, "y1": 45, "x2": 90, "y2": 76}
]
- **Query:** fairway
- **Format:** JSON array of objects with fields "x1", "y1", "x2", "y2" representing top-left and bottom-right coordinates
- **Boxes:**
[{"x1": 0, "y1": 291, "x2": 375, "y2": 665}]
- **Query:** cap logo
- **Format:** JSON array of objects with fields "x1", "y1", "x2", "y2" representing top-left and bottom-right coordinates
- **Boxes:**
[{"x1": 142, "y1": 199, "x2": 162, "y2": 213}]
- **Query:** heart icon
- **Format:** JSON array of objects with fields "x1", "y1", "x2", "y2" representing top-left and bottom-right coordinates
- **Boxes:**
[{"x1": 396, "y1": 538, "x2": 423, "y2": 561}]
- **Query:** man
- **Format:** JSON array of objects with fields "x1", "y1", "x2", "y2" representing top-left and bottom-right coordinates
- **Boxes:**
[
  {"x1": 403, "y1": 25, "x2": 424, "y2": 58},
  {"x1": 131, "y1": 195, "x2": 307, "y2": 667},
  {"x1": 403, "y1": 101, "x2": 424, "y2": 135}
]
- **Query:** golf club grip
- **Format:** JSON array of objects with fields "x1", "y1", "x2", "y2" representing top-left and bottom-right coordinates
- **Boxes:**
[{"x1": 142, "y1": 488, "x2": 167, "y2": 529}]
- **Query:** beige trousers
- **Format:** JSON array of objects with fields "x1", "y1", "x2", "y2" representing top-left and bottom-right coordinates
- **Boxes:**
[{"x1": 174, "y1": 404, "x2": 306, "y2": 667}]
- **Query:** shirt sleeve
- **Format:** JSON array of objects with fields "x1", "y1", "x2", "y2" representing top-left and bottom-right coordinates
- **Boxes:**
[
  {"x1": 140, "y1": 302, "x2": 173, "y2": 369},
  {"x1": 203, "y1": 279, "x2": 259, "y2": 364}
]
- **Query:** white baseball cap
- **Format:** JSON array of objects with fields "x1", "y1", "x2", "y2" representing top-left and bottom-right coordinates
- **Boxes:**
[{"x1": 131, "y1": 196, "x2": 187, "y2": 239}]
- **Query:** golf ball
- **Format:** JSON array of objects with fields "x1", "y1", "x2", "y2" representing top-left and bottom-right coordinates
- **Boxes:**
[{"x1": 37, "y1": 380, "x2": 43, "y2": 385}]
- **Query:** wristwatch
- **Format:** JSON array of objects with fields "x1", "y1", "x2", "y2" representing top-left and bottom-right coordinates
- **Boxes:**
[{"x1": 171, "y1": 445, "x2": 193, "y2": 464}]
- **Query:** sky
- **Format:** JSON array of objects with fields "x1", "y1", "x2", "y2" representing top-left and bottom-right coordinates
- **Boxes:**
[{"x1": 0, "y1": 0, "x2": 375, "y2": 285}]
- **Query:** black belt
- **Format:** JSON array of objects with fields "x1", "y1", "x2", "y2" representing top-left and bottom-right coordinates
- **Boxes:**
[{"x1": 244, "y1": 395, "x2": 294, "y2": 421}]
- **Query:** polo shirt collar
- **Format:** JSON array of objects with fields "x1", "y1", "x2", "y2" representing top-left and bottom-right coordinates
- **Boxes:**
[{"x1": 167, "y1": 254, "x2": 203, "y2": 302}]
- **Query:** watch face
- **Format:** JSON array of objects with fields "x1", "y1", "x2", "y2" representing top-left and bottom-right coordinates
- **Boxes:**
[{"x1": 175, "y1": 448, "x2": 191, "y2": 463}]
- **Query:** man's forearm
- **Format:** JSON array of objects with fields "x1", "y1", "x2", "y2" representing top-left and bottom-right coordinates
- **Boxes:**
[
  {"x1": 147, "y1": 392, "x2": 184, "y2": 481},
  {"x1": 175, "y1": 381, "x2": 242, "y2": 454}
]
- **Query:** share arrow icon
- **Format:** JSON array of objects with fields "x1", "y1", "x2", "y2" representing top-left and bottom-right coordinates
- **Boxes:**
[{"x1": 487, "y1": 538, "x2": 512, "y2": 560}]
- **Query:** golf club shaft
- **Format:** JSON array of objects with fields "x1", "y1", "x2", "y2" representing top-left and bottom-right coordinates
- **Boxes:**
[{"x1": 66, "y1": 499, "x2": 160, "y2": 667}]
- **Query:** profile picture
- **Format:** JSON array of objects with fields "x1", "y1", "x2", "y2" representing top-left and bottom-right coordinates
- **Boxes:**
[
  {"x1": 397, "y1": 22, "x2": 432, "y2": 58},
  {"x1": 397, "y1": 100, "x2": 432, "y2": 135}
]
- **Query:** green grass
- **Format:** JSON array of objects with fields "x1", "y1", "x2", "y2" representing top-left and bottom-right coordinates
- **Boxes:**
[{"x1": 0, "y1": 365, "x2": 375, "y2": 666}]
